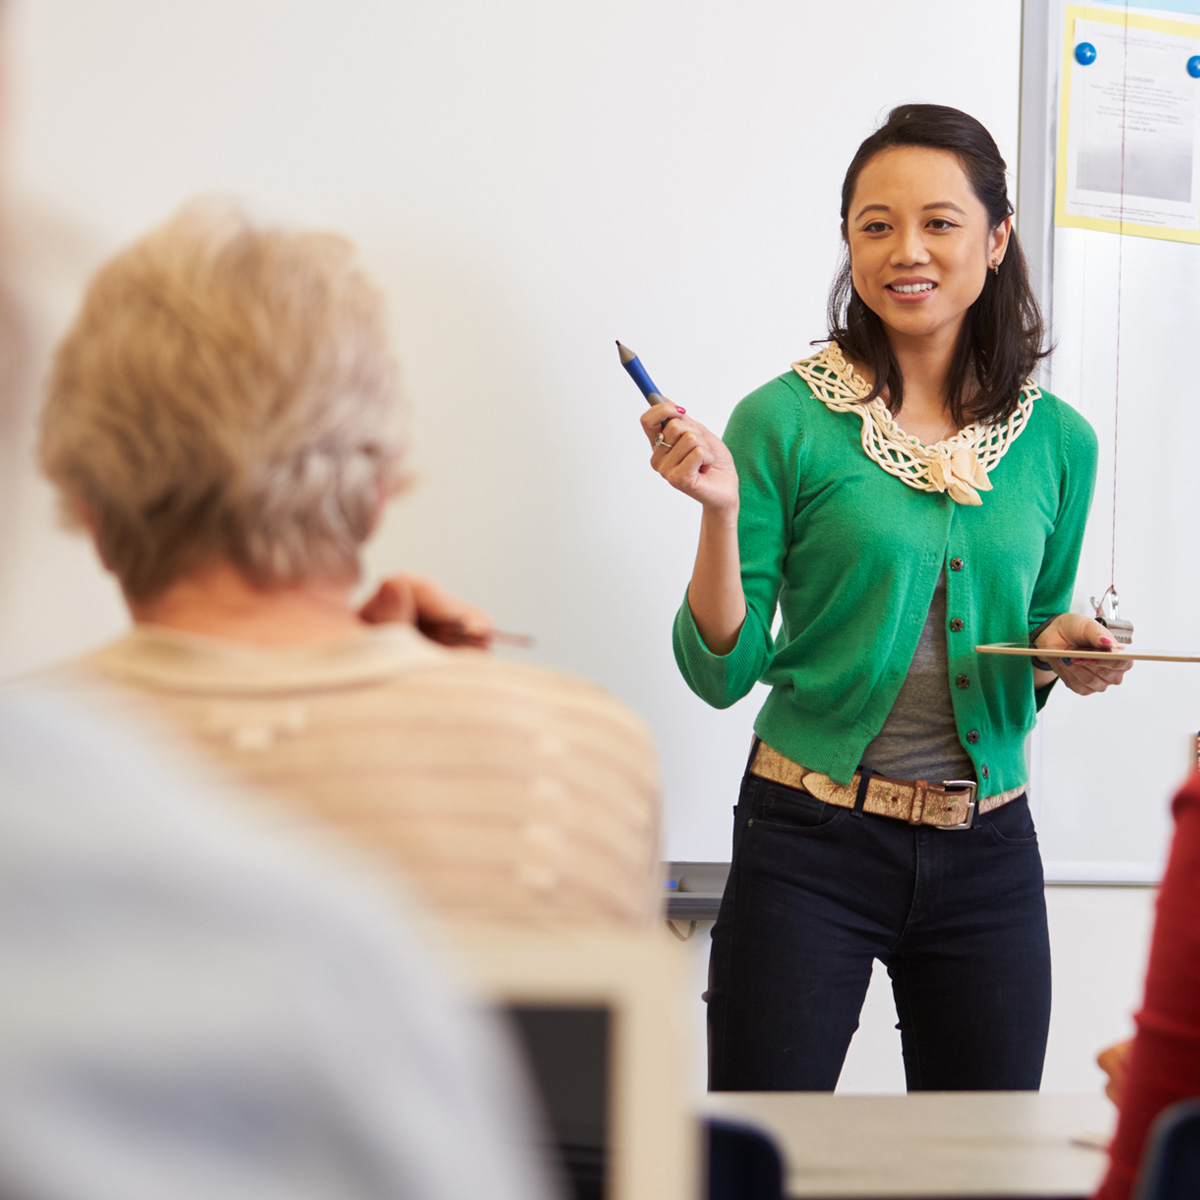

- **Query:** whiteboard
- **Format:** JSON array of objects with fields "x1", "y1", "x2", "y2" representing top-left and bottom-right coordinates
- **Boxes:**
[
  {"x1": 2, "y1": 0, "x2": 1034, "y2": 868},
  {"x1": 1019, "y1": 0, "x2": 1198, "y2": 882}
]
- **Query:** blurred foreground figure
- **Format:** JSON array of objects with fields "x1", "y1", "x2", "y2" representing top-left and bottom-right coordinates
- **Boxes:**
[
  {"x1": 40, "y1": 203, "x2": 659, "y2": 928},
  {"x1": 1094, "y1": 773, "x2": 1200, "y2": 1200},
  {"x1": 0, "y1": 685, "x2": 553, "y2": 1200}
]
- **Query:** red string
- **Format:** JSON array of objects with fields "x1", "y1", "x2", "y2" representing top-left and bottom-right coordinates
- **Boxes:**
[{"x1": 1111, "y1": 2, "x2": 1130, "y2": 594}]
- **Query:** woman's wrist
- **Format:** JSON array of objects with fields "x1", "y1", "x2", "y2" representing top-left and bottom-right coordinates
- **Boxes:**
[
  {"x1": 699, "y1": 499, "x2": 739, "y2": 528},
  {"x1": 1029, "y1": 615, "x2": 1059, "y2": 671}
]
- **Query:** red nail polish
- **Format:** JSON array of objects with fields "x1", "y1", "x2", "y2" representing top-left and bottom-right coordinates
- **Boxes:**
[{"x1": 676, "y1": 406, "x2": 686, "y2": 414}]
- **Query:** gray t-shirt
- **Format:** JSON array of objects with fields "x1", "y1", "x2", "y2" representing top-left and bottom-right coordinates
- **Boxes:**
[{"x1": 861, "y1": 570, "x2": 976, "y2": 784}]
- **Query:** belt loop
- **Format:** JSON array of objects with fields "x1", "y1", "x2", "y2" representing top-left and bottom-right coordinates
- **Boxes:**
[
  {"x1": 909, "y1": 780, "x2": 928, "y2": 826},
  {"x1": 852, "y1": 767, "x2": 874, "y2": 819}
]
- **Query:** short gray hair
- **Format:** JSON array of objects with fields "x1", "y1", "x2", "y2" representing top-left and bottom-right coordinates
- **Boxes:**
[{"x1": 40, "y1": 202, "x2": 407, "y2": 601}]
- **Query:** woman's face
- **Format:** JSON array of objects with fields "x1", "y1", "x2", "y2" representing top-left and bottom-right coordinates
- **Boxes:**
[{"x1": 845, "y1": 146, "x2": 1010, "y2": 350}]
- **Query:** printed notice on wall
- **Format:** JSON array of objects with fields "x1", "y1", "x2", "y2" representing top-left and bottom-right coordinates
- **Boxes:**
[{"x1": 1057, "y1": 5, "x2": 1200, "y2": 243}]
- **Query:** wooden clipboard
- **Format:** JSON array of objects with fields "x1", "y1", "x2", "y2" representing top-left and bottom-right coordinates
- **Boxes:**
[{"x1": 975, "y1": 643, "x2": 1200, "y2": 663}]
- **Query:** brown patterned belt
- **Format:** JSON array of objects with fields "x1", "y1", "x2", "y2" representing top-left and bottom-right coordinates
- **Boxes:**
[{"x1": 750, "y1": 742, "x2": 1023, "y2": 831}]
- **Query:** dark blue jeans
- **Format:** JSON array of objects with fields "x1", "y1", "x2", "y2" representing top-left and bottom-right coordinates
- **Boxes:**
[{"x1": 707, "y1": 764, "x2": 1051, "y2": 1092}]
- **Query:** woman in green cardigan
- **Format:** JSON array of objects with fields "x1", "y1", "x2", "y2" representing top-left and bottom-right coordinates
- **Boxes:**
[{"x1": 641, "y1": 104, "x2": 1130, "y2": 1091}]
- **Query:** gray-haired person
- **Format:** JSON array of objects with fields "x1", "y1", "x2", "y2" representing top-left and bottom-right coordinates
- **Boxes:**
[
  {"x1": 3, "y1": 399, "x2": 552, "y2": 1197},
  {"x1": 39, "y1": 202, "x2": 659, "y2": 930}
]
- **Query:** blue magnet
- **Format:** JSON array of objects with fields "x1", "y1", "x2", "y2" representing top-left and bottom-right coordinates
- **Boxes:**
[
  {"x1": 1189, "y1": 55, "x2": 1200, "y2": 78},
  {"x1": 1075, "y1": 42, "x2": 1097, "y2": 66}
]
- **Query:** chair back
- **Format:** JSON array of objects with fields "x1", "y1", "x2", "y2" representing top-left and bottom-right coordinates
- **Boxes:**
[
  {"x1": 706, "y1": 1117, "x2": 784, "y2": 1200},
  {"x1": 1134, "y1": 1098, "x2": 1200, "y2": 1200}
]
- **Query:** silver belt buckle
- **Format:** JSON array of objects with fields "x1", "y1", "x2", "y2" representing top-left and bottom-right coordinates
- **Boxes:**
[{"x1": 936, "y1": 780, "x2": 977, "y2": 830}]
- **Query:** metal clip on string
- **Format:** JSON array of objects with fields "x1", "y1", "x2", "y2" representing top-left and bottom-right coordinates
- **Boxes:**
[{"x1": 1090, "y1": 587, "x2": 1134, "y2": 645}]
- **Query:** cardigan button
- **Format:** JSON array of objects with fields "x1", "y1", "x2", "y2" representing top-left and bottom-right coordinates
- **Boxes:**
[
  {"x1": 949, "y1": 557, "x2": 964, "y2": 571},
  {"x1": 949, "y1": 618, "x2": 964, "y2": 632},
  {"x1": 956, "y1": 674, "x2": 970, "y2": 689},
  {"x1": 966, "y1": 729, "x2": 980, "y2": 744}
]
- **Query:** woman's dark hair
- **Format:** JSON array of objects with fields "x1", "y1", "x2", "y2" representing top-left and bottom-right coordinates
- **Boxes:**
[{"x1": 828, "y1": 103, "x2": 1048, "y2": 425}]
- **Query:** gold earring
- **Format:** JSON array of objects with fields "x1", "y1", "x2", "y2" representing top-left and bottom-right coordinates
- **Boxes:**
[{"x1": 991, "y1": 261, "x2": 1000, "y2": 276}]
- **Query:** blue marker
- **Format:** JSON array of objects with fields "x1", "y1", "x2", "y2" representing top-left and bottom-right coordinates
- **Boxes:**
[
  {"x1": 616, "y1": 340, "x2": 665, "y2": 405},
  {"x1": 1189, "y1": 55, "x2": 1200, "y2": 78},
  {"x1": 1075, "y1": 41, "x2": 1097, "y2": 66}
]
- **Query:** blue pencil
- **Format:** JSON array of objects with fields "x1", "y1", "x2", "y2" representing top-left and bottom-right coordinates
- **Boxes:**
[{"x1": 616, "y1": 340, "x2": 665, "y2": 405}]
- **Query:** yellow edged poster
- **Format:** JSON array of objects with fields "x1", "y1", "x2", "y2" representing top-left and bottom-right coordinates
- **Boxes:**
[{"x1": 1057, "y1": 5, "x2": 1200, "y2": 242}]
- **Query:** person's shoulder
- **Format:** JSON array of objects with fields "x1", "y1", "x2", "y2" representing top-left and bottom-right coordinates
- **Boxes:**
[
  {"x1": 0, "y1": 682, "x2": 392, "y2": 918},
  {"x1": 735, "y1": 354, "x2": 828, "y2": 414},
  {"x1": 26, "y1": 642, "x2": 208, "y2": 759},
  {"x1": 1027, "y1": 385, "x2": 1099, "y2": 458},
  {"x1": 68, "y1": 624, "x2": 449, "y2": 695},
  {"x1": 1165, "y1": 774, "x2": 1200, "y2": 907},
  {"x1": 0, "y1": 677, "x2": 464, "y2": 1031},
  {"x1": 416, "y1": 649, "x2": 656, "y2": 743},
  {"x1": 739, "y1": 369, "x2": 812, "y2": 409},
  {"x1": 1173, "y1": 771, "x2": 1200, "y2": 824},
  {"x1": 725, "y1": 352, "x2": 832, "y2": 448},
  {"x1": 1030, "y1": 384, "x2": 1091, "y2": 432}
]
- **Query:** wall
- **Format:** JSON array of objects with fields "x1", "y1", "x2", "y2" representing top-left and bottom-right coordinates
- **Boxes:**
[
  {"x1": 1, "y1": 2, "x2": 1023, "y2": 872},
  {"x1": 0, "y1": 0, "x2": 1164, "y2": 1095}
]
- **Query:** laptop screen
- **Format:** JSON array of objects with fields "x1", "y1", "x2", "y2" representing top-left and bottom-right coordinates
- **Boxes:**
[
  {"x1": 448, "y1": 928, "x2": 696, "y2": 1200},
  {"x1": 509, "y1": 1004, "x2": 611, "y2": 1200}
]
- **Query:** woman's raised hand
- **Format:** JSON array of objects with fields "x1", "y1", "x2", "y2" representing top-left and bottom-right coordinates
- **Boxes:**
[{"x1": 640, "y1": 400, "x2": 739, "y2": 513}]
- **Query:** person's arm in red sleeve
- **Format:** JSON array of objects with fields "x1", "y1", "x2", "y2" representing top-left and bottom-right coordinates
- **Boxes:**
[{"x1": 1095, "y1": 774, "x2": 1200, "y2": 1200}]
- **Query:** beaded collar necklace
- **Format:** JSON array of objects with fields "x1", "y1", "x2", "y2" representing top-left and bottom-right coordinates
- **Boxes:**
[{"x1": 791, "y1": 343, "x2": 1038, "y2": 506}]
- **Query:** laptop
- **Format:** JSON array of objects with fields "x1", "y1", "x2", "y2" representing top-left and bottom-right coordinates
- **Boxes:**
[{"x1": 449, "y1": 927, "x2": 699, "y2": 1200}]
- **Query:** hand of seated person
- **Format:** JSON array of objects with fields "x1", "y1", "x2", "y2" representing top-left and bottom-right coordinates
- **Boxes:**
[
  {"x1": 359, "y1": 574, "x2": 495, "y2": 649},
  {"x1": 1097, "y1": 1037, "x2": 1133, "y2": 1108}
]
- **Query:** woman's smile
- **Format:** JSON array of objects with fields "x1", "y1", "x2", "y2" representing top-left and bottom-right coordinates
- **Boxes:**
[{"x1": 886, "y1": 275, "x2": 938, "y2": 301}]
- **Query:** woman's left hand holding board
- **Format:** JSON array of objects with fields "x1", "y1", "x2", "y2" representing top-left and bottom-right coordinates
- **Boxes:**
[
  {"x1": 1033, "y1": 612, "x2": 1133, "y2": 695},
  {"x1": 640, "y1": 400, "x2": 747, "y2": 655}
]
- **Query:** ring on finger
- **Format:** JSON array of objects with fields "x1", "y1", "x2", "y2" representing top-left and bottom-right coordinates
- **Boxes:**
[{"x1": 654, "y1": 433, "x2": 675, "y2": 449}]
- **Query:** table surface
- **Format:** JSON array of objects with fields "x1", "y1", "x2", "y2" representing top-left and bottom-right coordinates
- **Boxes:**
[{"x1": 701, "y1": 1091, "x2": 1115, "y2": 1198}]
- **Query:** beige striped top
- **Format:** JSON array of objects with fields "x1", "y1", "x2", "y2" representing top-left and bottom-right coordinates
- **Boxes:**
[{"x1": 66, "y1": 624, "x2": 661, "y2": 929}]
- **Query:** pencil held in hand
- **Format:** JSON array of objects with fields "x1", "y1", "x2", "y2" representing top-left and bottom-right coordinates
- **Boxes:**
[
  {"x1": 616, "y1": 340, "x2": 665, "y2": 405},
  {"x1": 416, "y1": 617, "x2": 534, "y2": 649},
  {"x1": 359, "y1": 575, "x2": 534, "y2": 649}
]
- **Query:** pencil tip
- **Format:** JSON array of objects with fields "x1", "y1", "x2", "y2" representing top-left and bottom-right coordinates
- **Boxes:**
[{"x1": 616, "y1": 340, "x2": 635, "y2": 364}]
